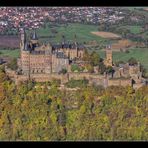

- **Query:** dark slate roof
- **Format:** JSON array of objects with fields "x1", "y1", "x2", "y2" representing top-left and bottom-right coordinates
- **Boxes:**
[
  {"x1": 27, "y1": 44, "x2": 32, "y2": 51},
  {"x1": 70, "y1": 43, "x2": 77, "y2": 49},
  {"x1": 25, "y1": 38, "x2": 84, "y2": 53},
  {"x1": 31, "y1": 30, "x2": 38, "y2": 40},
  {"x1": 24, "y1": 42, "x2": 28, "y2": 51},
  {"x1": 31, "y1": 50, "x2": 45, "y2": 55},
  {"x1": 63, "y1": 43, "x2": 70, "y2": 49},
  {"x1": 56, "y1": 52, "x2": 68, "y2": 59},
  {"x1": 51, "y1": 41, "x2": 84, "y2": 50},
  {"x1": 52, "y1": 44, "x2": 62, "y2": 49},
  {"x1": 77, "y1": 44, "x2": 84, "y2": 49}
]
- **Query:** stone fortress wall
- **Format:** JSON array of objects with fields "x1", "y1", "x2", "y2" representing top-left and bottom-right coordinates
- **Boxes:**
[{"x1": 5, "y1": 67, "x2": 132, "y2": 88}]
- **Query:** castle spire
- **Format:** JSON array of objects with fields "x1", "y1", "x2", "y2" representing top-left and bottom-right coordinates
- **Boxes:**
[
  {"x1": 74, "y1": 34, "x2": 78, "y2": 57},
  {"x1": 74, "y1": 34, "x2": 77, "y2": 45},
  {"x1": 32, "y1": 29, "x2": 38, "y2": 40},
  {"x1": 62, "y1": 35, "x2": 65, "y2": 45},
  {"x1": 20, "y1": 27, "x2": 26, "y2": 50},
  {"x1": 24, "y1": 42, "x2": 28, "y2": 51}
]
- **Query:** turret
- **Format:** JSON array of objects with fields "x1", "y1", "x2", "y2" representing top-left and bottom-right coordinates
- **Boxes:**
[
  {"x1": 104, "y1": 45, "x2": 113, "y2": 67},
  {"x1": 24, "y1": 42, "x2": 28, "y2": 51},
  {"x1": 137, "y1": 61, "x2": 141, "y2": 72},
  {"x1": 74, "y1": 34, "x2": 78, "y2": 57},
  {"x1": 62, "y1": 35, "x2": 65, "y2": 45},
  {"x1": 30, "y1": 29, "x2": 39, "y2": 44},
  {"x1": 20, "y1": 28, "x2": 26, "y2": 50},
  {"x1": 32, "y1": 29, "x2": 38, "y2": 40}
]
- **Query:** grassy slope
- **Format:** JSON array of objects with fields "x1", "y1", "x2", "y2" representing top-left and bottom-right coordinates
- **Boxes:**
[
  {"x1": 125, "y1": 26, "x2": 142, "y2": 34},
  {"x1": 0, "y1": 49, "x2": 19, "y2": 58},
  {"x1": 35, "y1": 23, "x2": 111, "y2": 44}
]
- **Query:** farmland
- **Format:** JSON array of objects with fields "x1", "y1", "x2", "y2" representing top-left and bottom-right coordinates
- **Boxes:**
[
  {"x1": 91, "y1": 31, "x2": 121, "y2": 39},
  {"x1": 118, "y1": 25, "x2": 142, "y2": 34},
  {"x1": 28, "y1": 23, "x2": 113, "y2": 45},
  {"x1": 0, "y1": 35, "x2": 19, "y2": 48}
]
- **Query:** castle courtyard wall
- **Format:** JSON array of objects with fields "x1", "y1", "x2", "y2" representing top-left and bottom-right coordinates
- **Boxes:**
[
  {"x1": 5, "y1": 68, "x2": 138, "y2": 88},
  {"x1": 108, "y1": 78, "x2": 132, "y2": 87}
]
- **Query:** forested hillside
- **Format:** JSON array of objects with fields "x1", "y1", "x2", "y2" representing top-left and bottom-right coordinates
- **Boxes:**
[{"x1": 0, "y1": 66, "x2": 147, "y2": 141}]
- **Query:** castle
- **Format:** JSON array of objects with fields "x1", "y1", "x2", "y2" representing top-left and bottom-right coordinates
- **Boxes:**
[
  {"x1": 5, "y1": 28, "x2": 146, "y2": 89},
  {"x1": 17, "y1": 28, "x2": 84, "y2": 76}
]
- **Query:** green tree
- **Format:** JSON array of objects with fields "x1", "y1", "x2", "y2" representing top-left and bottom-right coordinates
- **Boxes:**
[
  {"x1": 59, "y1": 68, "x2": 67, "y2": 74},
  {"x1": 128, "y1": 57, "x2": 138, "y2": 66},
  {"x1": 71, "y1": 64, "x2": 80, "y2": 72},
  {"x1": 7, "y1": 58, "x2": 18, "y2": 70},
  {"x1": 82, "y1": 49, "x2": 90, "y2": 61},
  {"x1": 90, "y1": 51, "x2": 100, "y2": 66}
]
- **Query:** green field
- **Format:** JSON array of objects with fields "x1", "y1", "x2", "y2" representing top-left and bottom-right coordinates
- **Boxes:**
[
  {"x1": 124, "y1": 25, "x2": 142, "y2": 34},
  {"x1": 28, "y1": 23, "x2": 113, "y2": 45},
  {"x1": 0, "y1": 49, "x2": 19, "y2": 58},
  {"x1": 115, "y1": 25, "x2": 143, "y2": 35},
  {"x1": 97, "y1": 48, "x2": 148, "y2": 70}
]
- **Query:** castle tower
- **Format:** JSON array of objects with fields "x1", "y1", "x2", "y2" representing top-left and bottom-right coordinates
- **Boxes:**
[
  {"x1": 74, "y1": 34, "x2": 78, "y2": 57},
  {"x1": 62, "y1": 35, "x2": 66, "y2": 45},
  {"x1": 137, "y1": 61, "x2": 141, "y2": 72},
  {"x1": 104, "y1": 46, "x2": 113, "y2": 67},
  {"x1": 44, "y1": 43, "x2": 52, "y2": 74},
  {"x1": 20, "y1": 28, "x2": 26, "y2": 50}
]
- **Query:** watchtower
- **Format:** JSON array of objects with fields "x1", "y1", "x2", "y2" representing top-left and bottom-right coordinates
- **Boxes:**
[{"x1": 104, "y1": 45, "x2": 113, "y2": 67}]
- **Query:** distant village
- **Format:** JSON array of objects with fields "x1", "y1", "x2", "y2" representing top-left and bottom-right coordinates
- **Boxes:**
[{"x1": 0, "y1": 7, "x2": 135, "y2": 33}]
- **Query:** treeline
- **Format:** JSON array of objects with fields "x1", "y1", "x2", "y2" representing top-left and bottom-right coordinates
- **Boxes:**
[{"x1": 0, "y1": 66, "x2": 148, "y2": 141}]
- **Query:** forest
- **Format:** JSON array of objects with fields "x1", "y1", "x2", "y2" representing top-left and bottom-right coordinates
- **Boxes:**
[{"x1": 0, "y1": 65, "x2": 148, "y2": 141}]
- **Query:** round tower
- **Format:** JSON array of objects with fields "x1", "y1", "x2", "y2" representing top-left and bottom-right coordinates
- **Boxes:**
[
  {"x1": 104, "y1": 48, "x2": 113, "y2": 67},
  {"x1": 20, "y1": 28, "x2": 26, "y2": 50}
]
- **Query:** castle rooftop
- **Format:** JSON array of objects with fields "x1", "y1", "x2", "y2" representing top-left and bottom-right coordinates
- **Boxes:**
[{"x1": 31, "y1": 30, "x2": 38, "y2": 40}]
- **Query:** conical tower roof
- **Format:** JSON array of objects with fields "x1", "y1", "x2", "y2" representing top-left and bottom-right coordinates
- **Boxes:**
[
  {"x1": 24, "y1": 42, "x2": 28, "y2": 50},
  {"x1": 32, "y1": 29, "x2": 38, "y2": 40}
]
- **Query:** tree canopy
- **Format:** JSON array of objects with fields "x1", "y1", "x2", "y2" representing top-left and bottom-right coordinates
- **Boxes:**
[{"x1": 0, "y1": 68, "x2": 147, "y2": 141}]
